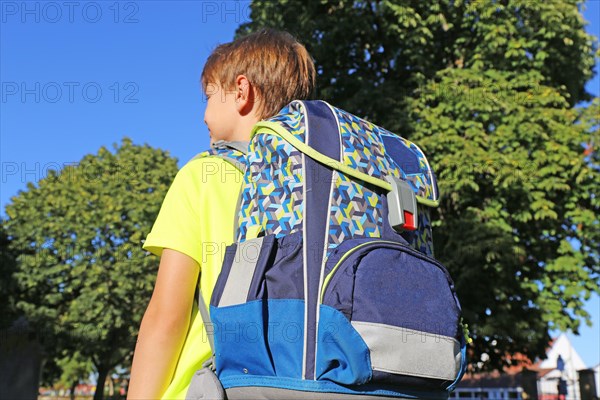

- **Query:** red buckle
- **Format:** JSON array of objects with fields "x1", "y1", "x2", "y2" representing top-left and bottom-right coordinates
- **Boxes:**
[{"x1": 403, "y1": 210, "x2": 417, "y2": 231}]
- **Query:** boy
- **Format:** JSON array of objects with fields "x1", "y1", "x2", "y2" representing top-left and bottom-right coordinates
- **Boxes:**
[{"x1": 127, "y1": 29, "x2": 316, "y2": 399}]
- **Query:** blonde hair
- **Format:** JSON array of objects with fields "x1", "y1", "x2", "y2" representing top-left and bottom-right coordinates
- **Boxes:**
[{"x1": 201, "y1": 28, "x2": 316, "y2": 120}]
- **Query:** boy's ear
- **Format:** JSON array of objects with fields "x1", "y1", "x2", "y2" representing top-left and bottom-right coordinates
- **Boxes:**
[{"x1": 234, "y1": 74, "x2": 256, "y2": 116}]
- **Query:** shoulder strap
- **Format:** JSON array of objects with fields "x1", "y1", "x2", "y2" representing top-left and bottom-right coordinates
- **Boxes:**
[
  {"x1": 197, "y1": 288, "x2": 216, "y2": 369},
  {"x1": 190, "y1": 140, "x2": 248, "y2": 173},
  {"x1": 213, "y1": 140, "x2": 249, "y2": 155}
]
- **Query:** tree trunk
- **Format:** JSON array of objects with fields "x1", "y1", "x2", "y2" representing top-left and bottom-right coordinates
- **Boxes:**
[
  {"x1": 94, "y1": 367, "x2": 109, "y2": 400},
  {"x1": 70, "y1": 380, "x2": 77, "y2": 400}
]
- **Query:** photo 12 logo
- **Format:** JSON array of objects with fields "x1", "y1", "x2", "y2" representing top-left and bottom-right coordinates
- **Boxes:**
[
  {"x1": 1, "y1": 1, "x2": 139, "y2": 24},
  {"x1": 1, "y1": 82, "x2": 140, "y2": 104},
  {"x1": 200, "y1": 1, "x2": 251, "y2": 23},
  {"x1": 1, "y1": 160, "x2": 140, "y2": 185}
]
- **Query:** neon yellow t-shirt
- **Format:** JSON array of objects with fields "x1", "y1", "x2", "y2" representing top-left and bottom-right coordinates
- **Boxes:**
[{"x1": 143, "y1": 155, "x2": 243, "y2": 400}]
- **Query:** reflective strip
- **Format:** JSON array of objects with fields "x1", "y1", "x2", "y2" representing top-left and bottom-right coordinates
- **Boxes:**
[
  {"x1": 218, "y1": 237, "x2": 264, "y2": 307},
  {"x1": 301, "y1": 149, "x2": 309, "y2": 380},
  {"x1": 352, "y1": 321, "x2": 462, "y2": 381}
]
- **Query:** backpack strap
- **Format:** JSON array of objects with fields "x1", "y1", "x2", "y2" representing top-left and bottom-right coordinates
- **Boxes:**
[
  {"x1": 197, "y1": 288, "x2": 215, "y2": 368},
  {"x1": 190, "y1": 140, "x2": 248, "y2": 174},
  {"x1": 190, "y1": 140, "x2": 248, "y2": 369},
  {"x1": 213, "y1": 140, "x2": 250, "y2": 155},
  {"x1": 300, "y1": 100, "x2": 343, "y2": 379}
]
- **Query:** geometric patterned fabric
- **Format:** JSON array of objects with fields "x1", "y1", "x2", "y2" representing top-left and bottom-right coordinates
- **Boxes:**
[{"x1": 237, "y1": 101, "x2": 438, "y2": 257}]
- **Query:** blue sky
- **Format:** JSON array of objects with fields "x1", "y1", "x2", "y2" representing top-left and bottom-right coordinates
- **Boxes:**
[{"x1": 1, "y1": 1, "x2": 599, "y2": 368}]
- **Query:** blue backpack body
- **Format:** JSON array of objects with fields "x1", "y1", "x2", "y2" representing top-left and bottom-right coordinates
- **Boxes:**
[{"x1": 199, "y1": 100, "x2": 466, "y2": 399}]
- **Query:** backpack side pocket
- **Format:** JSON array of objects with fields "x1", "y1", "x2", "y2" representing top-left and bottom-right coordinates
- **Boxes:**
[{"x1": 319, "y1": 239, "x2": 465, "y2": 390}]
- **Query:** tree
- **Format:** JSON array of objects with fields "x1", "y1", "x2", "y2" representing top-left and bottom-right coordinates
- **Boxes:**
[
  {"x1": 239, "y1": 0, "x2": 596, "y2": 133},
  {"x1": 409, "y1": 69, "x2": 599, "y2": 369},
  {"x1": 56, "y1": 351, "x2": 93, "y2": 400},
  {"x1": 4, "y1": 138, "x2": 178, "y2": 399},
  {"x1": 239, "y1": 0, "x2": 599, "y2": 370}
]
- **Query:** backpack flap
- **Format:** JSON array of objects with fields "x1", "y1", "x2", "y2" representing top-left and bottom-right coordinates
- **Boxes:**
[
  {"x1": 252, "y1": 101, "x2": 439, "y2": 255},
  {"x1": 252, "y1": 101, "x2": 440, "y2": 209}
]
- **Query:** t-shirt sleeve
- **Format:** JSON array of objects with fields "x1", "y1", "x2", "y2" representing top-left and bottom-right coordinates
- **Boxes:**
[{"x1": 143, "y1": 160, "x2": 205, "y2": 266}]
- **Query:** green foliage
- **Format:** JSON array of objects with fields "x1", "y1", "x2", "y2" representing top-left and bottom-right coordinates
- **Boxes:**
[
  {"x1": 239, "y1": 0, "x2": 596, "y2": 132},
  {"x1": 4, "y1": 138, "x2": 178, "y2": 395},
  {"x1": 56, "y1": 351, "x2": 93, "y2": 389},
  {"x1": 409, "y1": 69, "x2": 599, "y2": 369},
  {"x1": 240, "y1": 0, "x2": 599, "y2": 371}
]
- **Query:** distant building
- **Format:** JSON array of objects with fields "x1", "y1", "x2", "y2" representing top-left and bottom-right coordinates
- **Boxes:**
[
  {"x1": 452, "y1": 334, "x2": 598, "y2": 400},
  {"x1": 537, "y1": 335, "x2": 587, "y2": 399}
]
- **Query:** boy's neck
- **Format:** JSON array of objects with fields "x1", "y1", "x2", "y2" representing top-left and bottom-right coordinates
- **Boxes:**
[{"x1": 231, "y1": 115, "x2": 261, "y2": 142}]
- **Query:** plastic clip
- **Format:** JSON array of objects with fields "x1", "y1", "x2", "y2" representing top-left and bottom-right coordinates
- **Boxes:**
[{"x1": 386, "y1": 176, "x2": 418, "y2": 232}]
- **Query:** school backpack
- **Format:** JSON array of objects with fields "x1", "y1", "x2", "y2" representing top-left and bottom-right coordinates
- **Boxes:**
[{"x1": 189, "y1": 100, "x2": 467, "y2": 400}]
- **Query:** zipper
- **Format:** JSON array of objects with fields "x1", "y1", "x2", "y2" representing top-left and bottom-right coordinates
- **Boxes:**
[{"x1": 319, "y1": 239, "x2": 456, "y2": 303}]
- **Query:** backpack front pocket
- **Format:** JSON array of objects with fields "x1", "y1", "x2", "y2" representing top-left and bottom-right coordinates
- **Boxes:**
[
  {"x1": 317, "y1": 239, "x2": 465, "y2": 390},
  {"x1": 210, "y1": 232, "x2": 306, "y2": 381}
]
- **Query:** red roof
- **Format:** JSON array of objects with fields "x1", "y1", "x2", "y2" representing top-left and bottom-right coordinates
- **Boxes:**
[{"x1": 459, "y1": 338, "x2": 559, "y2": 388}]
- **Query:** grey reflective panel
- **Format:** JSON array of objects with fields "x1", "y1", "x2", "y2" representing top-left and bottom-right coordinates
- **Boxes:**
[
  {"x1": 225, "y1": 386, "x2": 422, "y2": 400},
  {"x1": 352, "y1": 321, "x2": 462, "y2": 381},
  {"x1": 218, "y1": 237, "x2": 264, "y2": 307}
]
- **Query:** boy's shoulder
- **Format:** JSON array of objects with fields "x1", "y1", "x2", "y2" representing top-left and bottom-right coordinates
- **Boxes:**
[
  {"x1": 187, "y1": 141, "x2": 247, "y2": 174},
  {"x1": 173, "y1": 145, "x2": 246, "y2": 192}
]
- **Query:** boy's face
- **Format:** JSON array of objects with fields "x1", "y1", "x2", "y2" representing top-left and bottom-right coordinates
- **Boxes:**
[{"x1": 204, "y1": 82, "x2": 240, "y2": 144}]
